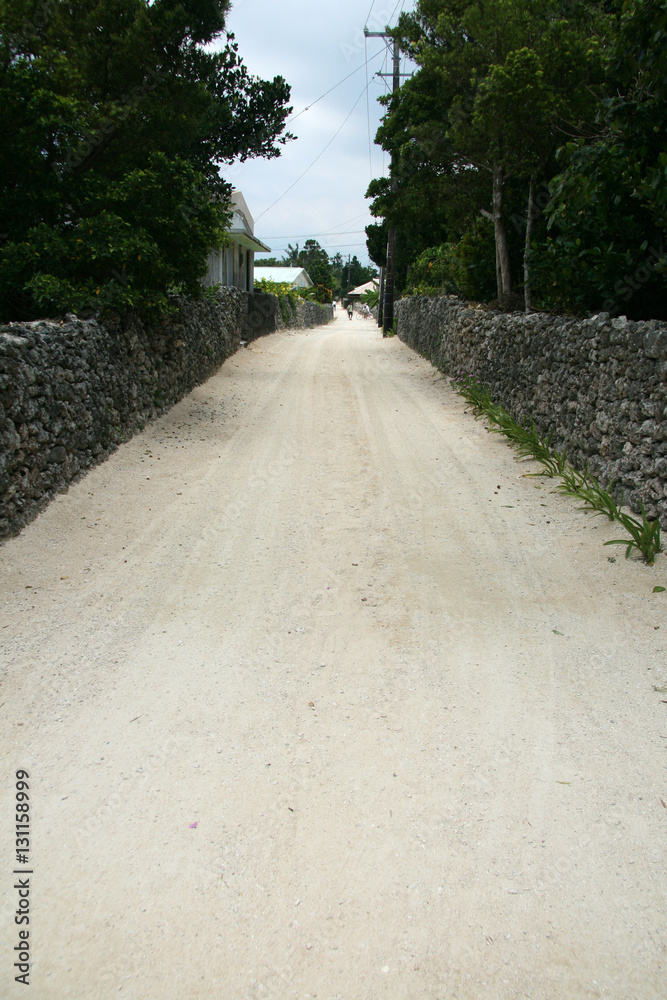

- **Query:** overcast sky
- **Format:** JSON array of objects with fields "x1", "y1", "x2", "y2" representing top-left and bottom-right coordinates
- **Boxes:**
[{"x1": 220, "y1": 0, "x2": 415, "y2": 265}]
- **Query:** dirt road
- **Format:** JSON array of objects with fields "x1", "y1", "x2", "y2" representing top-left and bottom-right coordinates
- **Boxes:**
[{"x1": 1, "y1": 310, "x2": 666, "y2": 999}]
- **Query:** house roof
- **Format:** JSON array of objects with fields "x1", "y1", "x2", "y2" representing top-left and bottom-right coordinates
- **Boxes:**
[
  {"x1": 228, "y1": 190, "x2": 271, "y2": 253},
  {"x1": 231, "y1": 232, "x2": 272, "y2": 253},
  {"x1": 254, "y1": 266, "x2": 313, "y2": 287},
  {"x1": 348, "y1": 279, "x2": 379, "y2": 297}
]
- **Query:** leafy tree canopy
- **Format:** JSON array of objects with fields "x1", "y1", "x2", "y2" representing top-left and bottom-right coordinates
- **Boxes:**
[
  {"x1": 542, "y1": 0, "x2": 667, "y2": 318},
  {"x1": 258, "y1": 241, "x2": 377, "y2": 301},
  {"x1": 366, "y1": 0, "x2": 631, "y2": 311},
  {"x1": 0, "y1": 0, "x2": 293, "y2": 320}
]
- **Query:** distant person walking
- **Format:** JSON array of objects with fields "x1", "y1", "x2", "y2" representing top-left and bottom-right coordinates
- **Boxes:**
[{"x1": 347, "y1": 303, "x2": 353, "y2": 320}]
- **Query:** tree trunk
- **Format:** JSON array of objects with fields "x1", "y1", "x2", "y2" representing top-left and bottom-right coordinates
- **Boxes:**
[
  {"x1": 492, "y1": 163, "x2": 512, "y2": 309},
  {"x1": 524, "y1": 174, "x2": 536, "y2": 313}
]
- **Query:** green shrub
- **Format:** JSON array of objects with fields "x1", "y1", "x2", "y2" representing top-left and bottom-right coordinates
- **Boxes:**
[
  {"x1": 404, "y1": 221, "x2": 497, "y2": 301},
  {"x1": 254, "y1": 278, "x2": 299, "y2": 323},
  {"x1": 255, "y1": 279, "x2": 294, "y2": 297},
  {"x1": 291, "y1": 283, "x2": 332, "y2": 304}
]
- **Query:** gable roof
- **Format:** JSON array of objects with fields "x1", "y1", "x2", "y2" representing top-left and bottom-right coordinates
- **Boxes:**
[
  {"x1": 349, "y1": 279, "x2": 379, "y2": 296},
  {"x1": 254, "y1": 266, "x2": 313, "y2": 287}
]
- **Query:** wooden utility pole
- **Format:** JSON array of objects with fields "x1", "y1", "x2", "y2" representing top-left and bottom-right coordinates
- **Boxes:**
[
  {"x1": 345, "y1": 255, "x2": 351, "y2": 301},
  {"x1": 364, "y1": 27, "x2": 409, "y2": 336},
  {"x1": 377, "y1": 266, "x2": 384, "y2": 328}
]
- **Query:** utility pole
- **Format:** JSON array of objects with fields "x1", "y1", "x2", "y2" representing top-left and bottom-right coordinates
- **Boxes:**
[
  {"x1": 377, "y1": 266, "x2": 384, "y2": 328},
  {"x1": 364, "y1": 27, "x2": 409, "y2": 336}
]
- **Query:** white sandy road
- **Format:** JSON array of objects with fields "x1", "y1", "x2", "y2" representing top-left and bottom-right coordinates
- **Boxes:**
[{"x1": 1, "y1": 309, "x2": 666, "y2": 999}]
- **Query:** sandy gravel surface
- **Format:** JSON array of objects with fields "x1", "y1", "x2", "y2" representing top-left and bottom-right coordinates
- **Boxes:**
[{"x1": 1, "y1": 310, "x2": 666, "y2": 999}]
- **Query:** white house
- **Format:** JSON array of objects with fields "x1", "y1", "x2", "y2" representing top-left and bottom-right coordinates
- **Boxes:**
[
  {"x1": 204, "y1": 190, "x2": 271, "y2": 292},
  {"x1": 348, "y1": 279, "x2": 379, "y2": 301},
  {"x1": 253, "y1": 266, "x2": 313, "y2": 290}
]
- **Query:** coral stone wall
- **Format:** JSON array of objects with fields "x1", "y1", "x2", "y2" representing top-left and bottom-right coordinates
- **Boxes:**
[
  {"x1": 395, "y1": 296, "x2": 667, "y2": 526},
  {"x1": 0, "y1": 289, "x2": 332, "y2": 537}
]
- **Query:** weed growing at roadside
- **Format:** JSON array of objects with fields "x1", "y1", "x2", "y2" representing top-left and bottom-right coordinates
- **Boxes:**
[
  {"x1": 605, "y1": 501, "x2": 663, "y2": 565},
  {"x1": 453, "y1": 375, "x2": 566, "y2": 478},
  {"x1": 556, "y1": 464, "x2": 619, "y2": 520},
  {"x1": 450, "y1": 374, "x2": 663, "y2": 565}
]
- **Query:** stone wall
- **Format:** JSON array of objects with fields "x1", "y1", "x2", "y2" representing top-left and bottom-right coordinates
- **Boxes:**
[
  {"x1": 244, "y1": 292, "x2": 333, "y2": 339},
  {"x1": 0, "y1": 289, "x2": 332, "y2": 538},
  {"x1": 395, "y1": 295, "x2": 667, "y2": 526}
]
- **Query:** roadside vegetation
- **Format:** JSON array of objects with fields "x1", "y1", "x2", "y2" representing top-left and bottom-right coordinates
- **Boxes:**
[
  {"x1": 257, "y1": 241, "x2": 377, "y2": 304},
  {"x1": 253, "y1": 278, "x2": 300, "y2": 323},
  {"x1": 0, "y1": 0, "x2": 293, "y2": 322},
  {"x1": 366, "y1": 0, "x2": 667, "y2": 319},
  {"x1": 452, "y1": 374, "x2": 663, "y2": 564}
]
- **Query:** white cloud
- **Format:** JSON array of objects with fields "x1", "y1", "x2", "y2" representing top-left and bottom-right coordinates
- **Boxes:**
[{"x1": 220, "y1": 0, "x2": 414, "y2": 264}]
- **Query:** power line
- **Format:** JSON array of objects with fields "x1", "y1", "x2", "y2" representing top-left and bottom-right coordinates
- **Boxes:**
[
  {"x1": 363, "y1": 23, "x2": 405, "y2": 335},
  {"x1": 255, "y1": 79, "x2": 375, "y2": 223},
  {"x1": 262, "y1": 229, "x2": 368, "y2": 238},
  {"x1": 389, "y1": 0, "x2": 404, "y2": 23},
  {"x1": 286, "y1": 49, "x2": 384, "y2": 126},
  {"x1": 319, "y1": 210, "x2": 374, "y2": 233},
  {"x1": 365, "y1": 35, "x2": 373, "y2": 179},
  {"x1": 263, "y1": 242, "x2": 369, "y2": 253},
  {"x1": 259, "y1": 213, "x2": 373, "y2": 243}
]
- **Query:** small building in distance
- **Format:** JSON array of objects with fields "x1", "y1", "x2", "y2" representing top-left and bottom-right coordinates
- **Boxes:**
[
  {"x1": 253, "y1": 266, "x2": 314, "y2": 290},
  {"x1": 347, "y1": 279, "x2": 379, "y2": 303},
  {"x1": 204, "y1": 190, "x2": 271, "y2": 292}
]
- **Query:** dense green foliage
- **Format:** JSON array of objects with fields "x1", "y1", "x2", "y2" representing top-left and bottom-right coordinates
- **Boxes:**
[
  {"x1": 542, "y1": 0, "x2": 667, "y2": 317},
  {"x1": 367, "y1": 0, "x2": 667, "y2": 319},
  {"x1": 254, "y1": 279, "x2": 299, "y2": 322},
  {"x1": 360, "y1": 287, "x2": 379, "y2": 309},
  {"x1": 0, "y1": 0, "x2": 292, "y2": 320},
  {"x1": 403, "y1": 225, "x2": 497, "y2": 301},
  {"x1": 330, "y1": 252, "x2": 376, "y2": 299}
]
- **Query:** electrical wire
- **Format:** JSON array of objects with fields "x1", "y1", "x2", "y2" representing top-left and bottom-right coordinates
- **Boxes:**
[
  {"x1": 320, "y1": 243, "x2": 368, "y2": 250},
  {"x1": 318, "y1": 211, "x2": 373, "y2": 234},
  {"x1": 365, "y1": 35, "x2": 373, "y2": 180},
  {"x1": 262, "y1": 230, "x2": 367, "y2": 240},
  {"x1": 389, "y1": 0, "x2": 403, "y2": 23},
  {"x1": 286, "y1": 49, "x2": 384, "y2": 126},
  {"x1": 258, "y1": 6, "x2": 410, "y2": 235},
  {"x1": 255, "y1": 79, "x2": 375, "y2": 224},
  {"x1": 377, "y1": 43, "x2": 389, "y2": 177},
  {"x1": 265, "y1": 242, "x2": 369, "y2": 254}
]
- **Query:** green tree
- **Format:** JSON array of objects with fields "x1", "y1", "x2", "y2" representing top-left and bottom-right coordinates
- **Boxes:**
[
  {"x1": 296, "y1": 240, "x2": 333, "y2": 288},
  {"x1": 261, "y1": 243, "x2": 376, "y2": 301},
  {"x1": 0, "y1": 0, "x2": 293, "y2": 320},
  {"x1": 329, "y1": 252, "x2": 344, "y2": 297},
  {"x1": 273, "y1": 240, "x2": 334, "y2": 297},
  {"x1": 368, "y1": 0, "x2": 610, "y2": 308},
  {"x1": 332, "y1": 254, "x2": 377, "y2": 298},
  {"x1": 542, "y1": 0, "x2": 667, "y2": 318}
]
